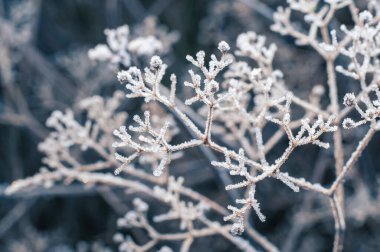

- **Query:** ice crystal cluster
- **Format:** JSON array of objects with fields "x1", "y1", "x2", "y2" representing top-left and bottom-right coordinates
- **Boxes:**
[{"x1": 6, "y1": 1, "x2": 380, "y2": 252}]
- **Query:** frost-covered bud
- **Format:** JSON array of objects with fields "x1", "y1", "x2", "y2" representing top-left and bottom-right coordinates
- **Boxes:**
[
  {"x1": 218, "y1": 41, "x2": 230, "y2": 53},
  {"x1": 117, "y1": 70, "x2": 129, "y2": 83},
  {"x1": 343, "y1": 93, "x2": 356, "y2": 107},
  {"x1": 342, "y1": 118, "x2": 355, "y2": 129},
  {"x1": 231, "y1": 220, "x2": 244, "y2": 235},
  {"x1": 128, "y1": 67, "x2": 140, "y2": 81},
  {"x1": 206, "y1": 80, "x2": 219, "y2": 94},
  {"x1": 196, "y1": 51, "x2": 206, "y2": 66},
  {"x1": 365, "y1": 108, "x2": 376, "y2": 119},
  {"x1": 133, "y1": 198, "x2": 149, "y2": 212},
  {"x1": 46, "y1": 110, "x2": 64, "y2": 127},
  {"x1": 150, "y1": 55, "x2": 163, "y2": 70}
]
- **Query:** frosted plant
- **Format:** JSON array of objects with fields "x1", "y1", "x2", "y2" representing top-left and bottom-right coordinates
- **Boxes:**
[
  {"x1": 133, "y1": 16, "x2": 180, "y2": 55},
  {"x1": 270, "y1": 1, "x2": 380, "y2": 251},
  {"x1": 110, "y1": 38, "x2": 338, "y2": 251},
  {"x1": 6, "y1": 88, "x2": 255, "y2": 251},
  {"x1": 113, "y1": 177, "x2": 255, "y2": 251},
  {"x1": 6, "y1": 1, "x2": 380, "y2": 252},
  {"x1": 88, "y1": 16, "x2": 179, "y2": 69}
]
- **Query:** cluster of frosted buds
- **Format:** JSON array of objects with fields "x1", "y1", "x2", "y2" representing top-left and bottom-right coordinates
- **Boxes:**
[
  {"x1": 117, "y1": 198, "x2": 149, "y2": 229},
  {"x1": 271, "y1": 7, "x2": 292, "y2": 36},
  {"x1": 88, "y1": 17, "x2": 178, "y2": 70},
  {"x1": 289, "y1": 0, "x2": 350, "y2": 24},
  {"x1": 296, "y1": 115, "x2": 337, "y2": 148},
  {"x1": 271, "y1": 0, "x2": 349, "y2": 48},
  {"x1": 78, "y1": 91, "x2": 127, "y2": 133},
  {"x1": 216, "y1": 65, "x2": 284, "y2": 126},
  {"x1": 212, "y1": 148, "x2": 249, "y2": 184},
  {"x1": 266, "y1": 94, "x2": 337, "y2": 149},
  {"x1": 113, "y1": 110, "x2": 175, "y2": 176},
  {"x1": 132, "y1": 16, "x2": 180, "y2": 55},
  {"x1": 39, "y1": 91, "x2": 128, "y2": 170},
  {"x1": 212, "y1": 148, "x2": 270, "y2": 225},
  {"x1": 112, "y1": 234, "x2": 139, "y2": 252},
  {"x1": 88, "y1": 25, "x2": 132, "y2": 68},
  {"x1": 225, "y1": 186, "x2": 265, "y2": 235},
  {"x1": 153, "y1": 177, "x2": 209, "y2": 230},
  {"x1": 210, "y1": 62, "x2": 253, "y2": 129},
  {"x1": 286, "y1": 0, "x2": 319, "y2": 13},
  {"x1": 5, "y1": 92, "x2": 129, "y2": 195},
  {"x1": 342, "y1": 88, "x2": 380, "y2": 129},
  {"x1": 336, "y1": 10, "x2": 380, "y2": 80},
  {"x1": 233, "y1": 30, "x2": 285, "y2": 106},
  {"x1": 235, "y1": 31, "x2": 277, "y2": 68},
  {"x1": 117, "y1": 56, "x2": 168, "y2": 103},
  {"x1": 117, "y1": 67, "x2": 147, "y2": 98},
  {"x1": 212, "y1": 133, "x2": 297, "y2": 194},
  {"x1": 127, "y1": 36, "x2": 163, "y2": 56},
  {"x1": 39, "y1": 110, "x2": 94, "y2": 170},
  {"x1": 206, "y1": 31, "x2": 286, "y2": 143},
  {"x1": 230, "y1": 216, "x2": 245, "y2": 236},
  {"x1": 184, "y1": 41, "x2": 233, "y2": 106},
  {"x1": 212, "y1": 92, "x2": 337, "y2": 232},
  {"x1": 113, "y1": 199, "x2": 151, "y2": 251}
]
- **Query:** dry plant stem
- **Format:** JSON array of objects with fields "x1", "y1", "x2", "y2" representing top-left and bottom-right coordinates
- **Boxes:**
[
  {"x1": 326, "y1": 59, "x2": 345, "y2": 209},
  {"x1": 180, "y1": 237, "x2": 194, "y2": 252},
  {"x1": 327, "y1": 123, "x2": 376, "y2": 252},
  {"x1": 7, "y1": 168, "x2": 228, "y2": 217},
  {"x1": 329, "y1": 122, "x2": 377, "y2": 194},
  {"x1": 264, "y1": 120, "x2": 303, "y2": 153},
  {"x1": 324, "y1": 0, "x2": 343, "y2": 177},
  {"x1": 204, "y1": 104, "x2": 214, "y2": 143},
  {"x1": 329, "y1": 195, "x2": 345, "y2": 252},
  {"x1": 156, "y1": 226, "x2": 231, "y2": 241}
]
